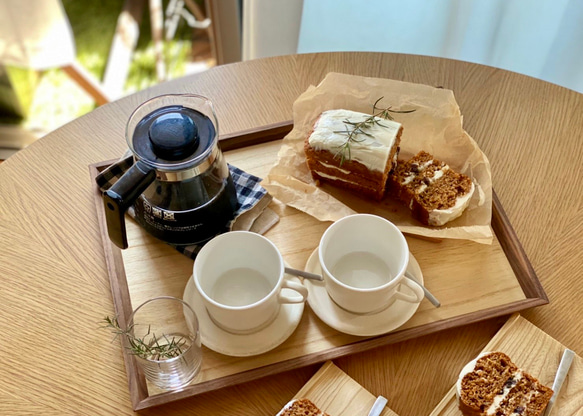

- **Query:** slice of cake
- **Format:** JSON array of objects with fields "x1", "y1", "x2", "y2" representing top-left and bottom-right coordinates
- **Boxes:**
[
  {"x1": 304, "y1": 109, "x2": 403, "y2": 201},
  {"x1": 277, "y1": 398, "x2": 330, "y2": 416},
  {"x1": 388, "y1": 150, "x2": 475, "y2": 226},
  {"x1": 457, "y1": 352, "x2": 553, "y2": 416}
]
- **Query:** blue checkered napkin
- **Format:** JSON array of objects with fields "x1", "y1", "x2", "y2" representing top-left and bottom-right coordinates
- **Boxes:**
[
  {"x1": 228, "y1": 164, "x2": 267, "y2": 212},
  {"x1": 95, "y1": 156, "x2": 270, "y2": 259},
  {"x1": 95, "y1": 155, "x2": 134, "y2": 189}
]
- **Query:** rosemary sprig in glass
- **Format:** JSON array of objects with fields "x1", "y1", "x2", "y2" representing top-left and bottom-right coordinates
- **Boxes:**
[
  {"x1": 334, "y1": 97, "x2": 415, "y2": 165},
  {"x1": 101, "y1": 316, "x2": 188, "y2": 361}
]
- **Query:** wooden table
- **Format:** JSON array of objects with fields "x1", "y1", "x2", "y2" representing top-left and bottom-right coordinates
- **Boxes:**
[{"x1": 1, "y1": 53, "x2": 581, "y2": 415}]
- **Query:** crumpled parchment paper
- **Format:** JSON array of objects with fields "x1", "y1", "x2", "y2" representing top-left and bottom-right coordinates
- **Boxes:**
[{"x1": 262, "y1": 72, "x2": 493, "y2": 244}]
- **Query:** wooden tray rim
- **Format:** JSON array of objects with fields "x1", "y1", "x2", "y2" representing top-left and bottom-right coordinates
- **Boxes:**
[{"x1": 89, "y1": 120, "x2": 548, "y2": 411}]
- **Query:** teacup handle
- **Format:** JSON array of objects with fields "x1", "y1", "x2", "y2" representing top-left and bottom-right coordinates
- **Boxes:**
[
  {"x1": 394, "y1": 276, "x2": 424, "y2": 303},
  {"x1": 278, "y1": 279, "x2": 308, "y2": 304}
]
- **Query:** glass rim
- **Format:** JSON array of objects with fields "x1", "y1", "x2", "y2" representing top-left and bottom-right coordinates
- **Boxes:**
[
  {"x1": 128, "y1": 296, "x2": 199, "y2": 363},
  {"x1": 318, "y1": 214, "x2": 409, "y2": 292},
  {"x1": 125, "y1": 93, "x2": 219, "y2": 171}
]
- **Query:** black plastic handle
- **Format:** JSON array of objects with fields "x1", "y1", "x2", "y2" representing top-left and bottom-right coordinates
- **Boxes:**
[{"x1": 103, "y1": 160, "x2": 156, "y2": 249}]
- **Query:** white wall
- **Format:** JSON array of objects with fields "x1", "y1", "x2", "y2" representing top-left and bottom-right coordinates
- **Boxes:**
[
  {"x1": 242, "y1": 0, "x2": 304, "y2": 60},
  {"x1": 298, "y1": 0, "x2": 583, "y2": 93}
]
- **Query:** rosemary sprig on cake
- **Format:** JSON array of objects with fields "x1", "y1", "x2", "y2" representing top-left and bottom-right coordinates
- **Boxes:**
[
  {"x1": 102, "y1": 316, "x2": 188, "y2": 360},
  {"x1": 334, "y1": 97, "x2": 415, "y2": 165}
]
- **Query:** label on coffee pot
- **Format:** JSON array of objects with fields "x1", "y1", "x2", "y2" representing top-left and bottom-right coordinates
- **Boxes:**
[{"x1": 133, "y1": 175, "x2": 238, "y2": 246}]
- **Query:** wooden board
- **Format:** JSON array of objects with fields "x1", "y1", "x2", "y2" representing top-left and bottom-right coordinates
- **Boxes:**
[
  {"x1": 429, "y1": 314, "x2": 583, "y2": 416},
  {"x1": 89, "y1": 122, "x2": 548, "y2": 411},
  {"x1": 284, "y1": 361, "x2": 399, "y2": 416}
]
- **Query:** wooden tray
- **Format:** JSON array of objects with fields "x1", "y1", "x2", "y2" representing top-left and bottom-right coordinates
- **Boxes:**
[
  {"x1": 90, "y1": 121, "x2": 548, "y2": 411},
  {"x1": 429, "y1": 314, "x2": 583, "y2": 415},
  {"x1": 283, "y1": 361, "x2": 399, "y2": 416}
]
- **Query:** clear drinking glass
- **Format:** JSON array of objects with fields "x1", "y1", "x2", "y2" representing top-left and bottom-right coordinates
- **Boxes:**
[{"x1": 128, "y1": 296, "x2": 202, "y2": 390}]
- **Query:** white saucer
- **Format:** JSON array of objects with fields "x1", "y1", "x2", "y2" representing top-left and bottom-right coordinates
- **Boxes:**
[
  {"x1": 182, "y1": 275, "x2": 304, "y2": 357},
  {"x1": 304, "y1": 248, "x2": 423, "y2": 337}
]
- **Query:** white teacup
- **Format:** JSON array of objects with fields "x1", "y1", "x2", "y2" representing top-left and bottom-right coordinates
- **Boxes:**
[
  {"x1": 319, "y1": 214, "x2": 424, "y2": 314},
  {"x1": 193, "y1": 231, "x2": 308, "y2": 334}
]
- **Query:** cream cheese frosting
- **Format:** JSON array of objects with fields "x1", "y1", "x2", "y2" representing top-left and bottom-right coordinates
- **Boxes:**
[
  {"x1": 456, "y1": 352, "x2": 526, "y2": 416},
  {"x1": 428, "y1": 182, "x2": 475, "y2": 226},
  {"x1": 314, "y1": 171, "x2": 371, "y2": 188},
  {"x1": 316, "y1": 160, "x2": 351, "y2": 175},
  {"x1": 308, "y1": 109, "x2": 401, "y2": 172},
  {"x1": 314, "y1": 170, "x2": 358, "y2": 185},
  {"x1": 403, "y1": 161, "x2": 449, "y2": 193},
  {"x1": 486, "y1": 370, "x2": 524, "y2": 415}
]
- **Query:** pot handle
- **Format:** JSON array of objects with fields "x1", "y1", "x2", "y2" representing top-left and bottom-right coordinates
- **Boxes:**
[{"x1": 103, "y1": 160, "x2": 156, "y2": 249}]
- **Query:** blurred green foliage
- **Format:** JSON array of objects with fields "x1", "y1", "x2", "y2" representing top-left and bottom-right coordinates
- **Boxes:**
[
  {"x1": 64, "y1": 0, "x2": 193, "y2": 93},
  {"x1": 63, "y1": 0, "x2": 124, "y2": 79}
]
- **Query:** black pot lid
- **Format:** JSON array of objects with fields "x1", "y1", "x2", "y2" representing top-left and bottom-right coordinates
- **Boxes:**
[
  {"x1": 130, "y1": 104, "x2": 216, "y2": 169},
  {"x1": 148, "y1": 111, "x2": 199, "y2": 161}
]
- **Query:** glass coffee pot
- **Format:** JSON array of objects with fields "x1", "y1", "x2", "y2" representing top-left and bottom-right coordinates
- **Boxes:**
[{"x1": 103, "y1": 94, "x2": 238, "y2": 249}]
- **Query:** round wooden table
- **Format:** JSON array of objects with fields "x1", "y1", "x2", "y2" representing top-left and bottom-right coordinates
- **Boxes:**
[{"x1": 1, "y1": 53, "x2": 581, "y2": 415}]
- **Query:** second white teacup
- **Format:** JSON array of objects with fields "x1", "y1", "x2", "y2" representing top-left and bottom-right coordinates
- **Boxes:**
[
  {"x1": 193, "y1": 231, "x2": 308, "y2": 334},
  {"x1": 319, "y1": 214, "x2": 424, "y2": 314}
]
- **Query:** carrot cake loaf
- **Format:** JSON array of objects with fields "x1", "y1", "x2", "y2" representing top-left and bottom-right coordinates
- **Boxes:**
[
  {"x1": 304, "y1": 109, "x2": 403, "y2": 201},
  {"x1": 277, "y1": 398, "x2": 330, "y2": 416},
  {"x1": 388, "y1": 150, "x2": 475, "y2": 226},
  {"x1": 457, "y1": 352, "x2": 553, "y2": 416}
]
